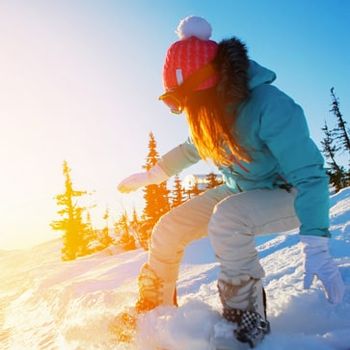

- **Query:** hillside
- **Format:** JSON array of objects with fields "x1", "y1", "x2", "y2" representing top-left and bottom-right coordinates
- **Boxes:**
[{"x1": 1, "y1": 188, "x2": 350, "y2": 350}]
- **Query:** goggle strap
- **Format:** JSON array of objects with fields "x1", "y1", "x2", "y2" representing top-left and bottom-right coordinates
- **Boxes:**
[
  {"x1": 177, "y1": 63, "x2": 217, "y2": 96},
  {"x1": 158, "y1": 63, "x2": 217, "y2": 114}
]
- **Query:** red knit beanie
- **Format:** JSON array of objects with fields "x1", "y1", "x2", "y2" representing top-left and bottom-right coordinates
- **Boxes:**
[{"x1": 162, "y1": 16, "x2": 219, "y2": 92}]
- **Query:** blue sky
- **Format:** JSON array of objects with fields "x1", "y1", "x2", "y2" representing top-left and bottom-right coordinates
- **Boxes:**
[{"x1": 0, "y1": 0, "x2": 349, "y2": 249}]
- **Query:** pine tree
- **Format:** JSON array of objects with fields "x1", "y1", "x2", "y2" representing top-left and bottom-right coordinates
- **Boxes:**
[
  {"x1": 182, "y1": 186, "x2": 189, "y2": 200},
  {"x1": 99, "y1": 208, "x2": 113, "y2": 249},
  {"x1": 85, "y1": 211, "x2": 99, "y2": 252},
  {"x1": 330, "y1": 88, "x2": 350, "y2": 155},
  {"x1": 141, "y1": 132, "x2": 170, "y2": 248},
  {"x1": 130, "y1": 208, "x2": 140, "y2": 229},
  {"x1": 143, "y1": 132, "x2": 159, "y2": 171},
  {"x1": 171, "y1": 175, "x2": 185, "y2": 208},
  {"x1": 115, "y1": 212, "x2": 136, "y2": 251},
  {"x1": 51, "y1": 161, "x2": 89, "y2": 261},
  {"x1": 321, "y1": 121, "x2": 347, "y2": 191},
  {"x1": 130, "y1": 208, "x2": 142, "y2": 247},
  {"x1": 326, "y1": 88, "x2": 350, "y2": 187},
  {"x1": 189, "y1": 180, "x2": 201, "y2": 197},
  {"x1": 206, "y1": 172, "x2": 223, "y2": 189}
]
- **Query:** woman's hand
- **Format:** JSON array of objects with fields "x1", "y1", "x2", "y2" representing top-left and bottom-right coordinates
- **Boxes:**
[
  {"x1": 301, "y1": 235, "x2": 345, "y2": 304},
  {"x1": 117, "y1": 164, "x2": 169, "y2": 193}
]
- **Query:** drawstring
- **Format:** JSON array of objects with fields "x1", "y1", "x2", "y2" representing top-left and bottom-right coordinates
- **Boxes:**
[{"x1": 276, "y1": 175, "x2": 293, "y2": 192}]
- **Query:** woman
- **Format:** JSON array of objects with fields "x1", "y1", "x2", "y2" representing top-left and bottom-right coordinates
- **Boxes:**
[{"x1": 117, "y1": 16, "x2": 344, "y2": 348}]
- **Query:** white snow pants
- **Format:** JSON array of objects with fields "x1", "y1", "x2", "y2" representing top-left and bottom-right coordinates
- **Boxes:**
[{"x1": 148, "y1": 184, "x2": 300, "y2": 286}]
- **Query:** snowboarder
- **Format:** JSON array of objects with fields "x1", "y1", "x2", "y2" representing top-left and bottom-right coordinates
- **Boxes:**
[{"x1": 117, "y1": 16, "x2": 345, "y2": 348}]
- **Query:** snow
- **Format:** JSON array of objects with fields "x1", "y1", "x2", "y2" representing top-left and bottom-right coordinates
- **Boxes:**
[{"x1": 1, "y1": 188, "x2": 350, "y2": 350}]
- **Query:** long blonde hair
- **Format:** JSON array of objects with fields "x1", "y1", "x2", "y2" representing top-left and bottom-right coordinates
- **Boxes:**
[
  {"x1": 184, "y1": 37, "x2": 252, "y2": 167},
  {"x1": 184, "y1": 87, "x2": 251, "y2": 167}
]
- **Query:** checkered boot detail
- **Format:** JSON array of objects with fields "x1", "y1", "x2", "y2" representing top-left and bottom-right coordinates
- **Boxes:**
[
  {"x1": 135, "y1": 263, "x2": 177, "y2": 313},
  {"x1": 218, "y1": 278, "x2": 270, "y2": 348}
]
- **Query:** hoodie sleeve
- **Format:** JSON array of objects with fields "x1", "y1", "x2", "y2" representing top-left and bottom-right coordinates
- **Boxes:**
[
  {"x1": 157, "y1": 138, "x2": 201, "y2": 176},
  {"x1": 258, "y1": 86, "x2": 330, "y2": 237}
]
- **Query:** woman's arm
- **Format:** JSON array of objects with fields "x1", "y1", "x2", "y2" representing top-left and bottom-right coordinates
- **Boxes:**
[
  {"x1": 258, "y1": 86, "x2": 345, "y2": 304},
  {"x1": 157, "y1": 137, "x2": 202, "y2": 176},
  {"x1": 118, "y1": 138, "x2": 201, "y2": 193}
]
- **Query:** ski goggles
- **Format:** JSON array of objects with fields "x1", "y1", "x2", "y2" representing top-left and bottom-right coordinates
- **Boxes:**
[
  {"x1": 159, "y1": 63, "x2": 217, "y2": 115},
  {"x1": 159, "y1": 90, "x2": 185, "y2": 115}
]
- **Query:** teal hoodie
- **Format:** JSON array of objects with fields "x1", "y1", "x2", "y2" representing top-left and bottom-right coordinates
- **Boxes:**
[{"x1": 158, "y1": 60, "x2": 330, "y2": 237}]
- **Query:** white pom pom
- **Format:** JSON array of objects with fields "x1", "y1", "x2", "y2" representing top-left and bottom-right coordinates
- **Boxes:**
[{"x1": 175, "y1": 16, "x2": 212, "y2": 41}]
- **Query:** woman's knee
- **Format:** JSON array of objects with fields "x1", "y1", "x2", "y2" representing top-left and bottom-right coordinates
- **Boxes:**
[
  {"x1": 209, "y1": 196, "x2": 252, "y2": 236},
  {"x1": 151, "y1": 209, "x2": 186, "y2": 252}
]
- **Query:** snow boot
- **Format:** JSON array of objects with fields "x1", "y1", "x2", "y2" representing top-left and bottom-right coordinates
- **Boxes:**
[
  {"x1": 111, "y1": 263, "x2": 177, "y2": 343},
  {"x1": 135, "y1": 263, "x2": 178, "y2": 312},
  {"x1": 210, "y1": 278, "x2": 270, "y2": 349}
]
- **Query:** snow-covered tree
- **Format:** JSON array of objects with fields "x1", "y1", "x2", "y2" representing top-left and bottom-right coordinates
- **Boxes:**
[
  {"x1": 189, "y1": 179, "x2": 202, "y2": 197},
  {"x1": 98, "y1": 208, "x2": 113, "y2": 249},
  {"x1": 171, "y1": 175, "x2": 185, "y2": 208},
  {"x1": 51, "y1": 161, "x2": 89, "y2": 261},
  {"x1": 115, "y1": 212, "x2": 136, "y2": 251},
  {"x1": 321, "y1": 121, "x2": 348, "y2": 191},
  {"x1": 205, "y1": 172, "x2": 223, "y2": 189},
  {"x1": 84, "y1": 211, "x2": 100, "y2": 252},
  {"x1": 330, "y1": 87, "x2": 350, "y2": 156},
  {"x1": 130, "y1": 208, "x2": 140, "y2": 230},
  {"x1": 141, "y1": 132, "x2": 170, "y2": 248}
]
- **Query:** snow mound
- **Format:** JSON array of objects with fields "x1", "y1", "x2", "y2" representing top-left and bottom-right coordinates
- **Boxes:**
[{"x1": 1, "y1": 188, "x2": 350, "y2": 349}]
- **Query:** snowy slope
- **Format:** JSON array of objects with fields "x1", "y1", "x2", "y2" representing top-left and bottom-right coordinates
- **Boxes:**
[{"x1": 1, "y1": 188, "x2": 350, "y2": 350}]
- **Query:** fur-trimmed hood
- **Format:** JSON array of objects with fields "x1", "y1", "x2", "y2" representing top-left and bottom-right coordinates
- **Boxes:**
[{"x1": 214, "y1": 37, "x2": 276, "y2": 103}]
